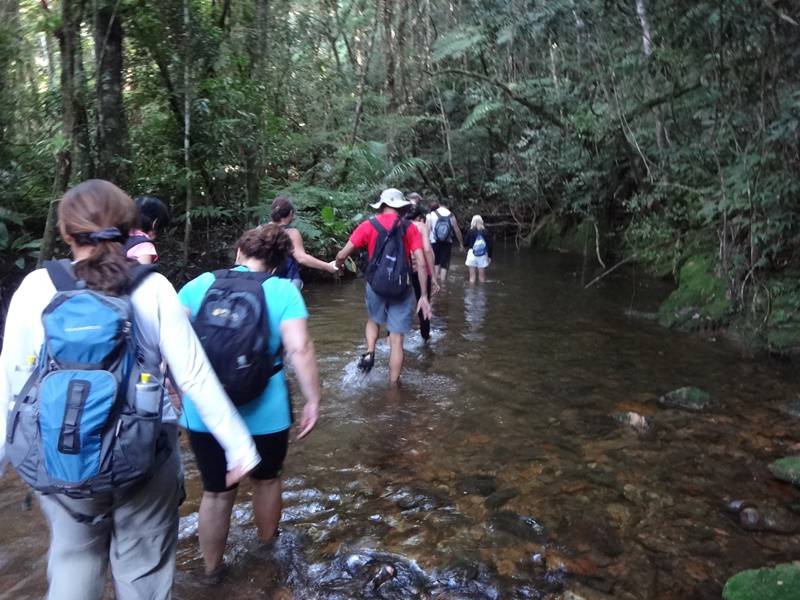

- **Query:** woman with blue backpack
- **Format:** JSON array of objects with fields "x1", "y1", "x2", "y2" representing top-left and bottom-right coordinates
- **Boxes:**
[
  {"x1": 178, "y1": 223, "x2": 321, "y2": 579},
  {"x1": 0, "y1": 179, "x2": 260, "y2": 600},
  {"x1": 464, "y1": 215, "x2": 493, "y2": 283}
]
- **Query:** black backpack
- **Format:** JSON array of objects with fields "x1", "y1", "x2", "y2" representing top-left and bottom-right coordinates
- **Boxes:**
[
  {"x1": 366, "y1": 217, "x2": 411, "y2": 299},
  {"x1": 192, "y1": 269, "x2": 282, "y2": 407}
]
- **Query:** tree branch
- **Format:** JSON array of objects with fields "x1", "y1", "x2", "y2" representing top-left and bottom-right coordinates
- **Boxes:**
[{"x1": 431, "y1": 68, "x2": 566, "y2": 130}]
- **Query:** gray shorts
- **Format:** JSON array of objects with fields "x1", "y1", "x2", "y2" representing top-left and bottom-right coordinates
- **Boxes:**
[{"x1": 365, "y1": 283, "x2": 415, "y2": 334}]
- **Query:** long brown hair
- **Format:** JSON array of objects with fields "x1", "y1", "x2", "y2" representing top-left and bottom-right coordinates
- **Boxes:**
[
  {"x1": 58, "y1": 179, "x2": 137, "y2": 295},
  {"x1": 237, "y1": 224, "x2": 292, "y2": 271}
]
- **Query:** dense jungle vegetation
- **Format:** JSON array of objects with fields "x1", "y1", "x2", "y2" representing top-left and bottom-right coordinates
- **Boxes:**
[{"x1": 1, "y1": 0, "x2": 799, "y2": 350}]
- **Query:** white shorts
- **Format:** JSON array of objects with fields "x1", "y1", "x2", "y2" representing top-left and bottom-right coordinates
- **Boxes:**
[{"x1": 465, "y1": 250, "x2": 490, "y2": 269}]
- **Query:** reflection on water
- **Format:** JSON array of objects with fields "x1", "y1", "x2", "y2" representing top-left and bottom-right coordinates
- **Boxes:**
[
  {"x1": 2, "y1": 249, "x2": 800, "y2": 599},
  {"x1": 463, "y1": 284, "x2": 488, "y2": 342}
]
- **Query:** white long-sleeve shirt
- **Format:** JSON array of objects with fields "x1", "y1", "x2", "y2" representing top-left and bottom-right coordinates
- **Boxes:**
[{"x1": 0, "y1": 268, "x2": 261, "y2": 475}]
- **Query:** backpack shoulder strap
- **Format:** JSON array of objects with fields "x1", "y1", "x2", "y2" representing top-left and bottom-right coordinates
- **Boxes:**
[
  {"x1": 369, "y1": 217, "x2": 387, "y2": 235},
  {"x1": 44, "y1": 259, "x2": 79, "y2": 291},
  {"x1": 124, "y1": 235, "x2": 151, "y2": 252},
  {"x1": 128, "y1": 264, "x2": 158, "y2": 292}
]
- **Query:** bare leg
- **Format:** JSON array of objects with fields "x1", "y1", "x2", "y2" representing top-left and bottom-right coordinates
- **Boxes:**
[
  {"x1": 439, "y1": 268, "x2": 448, "y2": 283},
  {"x1": 365, "y1": 319, "x2": 379, "y2": 352},
  {"x1": 469, "y1": 266, "x2": 477, "y2": 283},
  {"x1": 478, "y1": 267, "x2": 486, "y2": 283},
  {"x1": 253, "y1": 478, "x2": 282, "y2": 542},
  {"x1": 198, "y1": 488, "x2": 238, "y2": 575},
  {"x1": 388, "y1": 332, "x2": 404, "y2": 385}
]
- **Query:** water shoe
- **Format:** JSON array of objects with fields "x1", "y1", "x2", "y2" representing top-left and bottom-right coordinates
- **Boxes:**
[{"x1": 357, "y1": 351, "x2": 375, "y2": 373}]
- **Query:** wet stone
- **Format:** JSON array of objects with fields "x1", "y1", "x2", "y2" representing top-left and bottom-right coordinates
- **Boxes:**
[
  {"x1": 387, "y1": 484, "x2": 451, "y2": 512},
  {"x1": 658, "y1": 386, "x2": 713, "y2": 411},
  {"x1": 484, "y1": 488, "x2": 520, "y2": 510},
  {"x1": 780, "y1": 399, "x2": 800, "y2": 418},
  {"x1": 490, "y1": 511, "x2": 547, "y2": 542},
  {"x1": 456, "y1": 474, "x2": 498, "y2": 497},
  {"x1": 768, "y1": 456, "x2": 800, "y2": 486}
]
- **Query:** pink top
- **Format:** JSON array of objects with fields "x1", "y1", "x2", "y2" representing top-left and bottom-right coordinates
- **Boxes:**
[{"x1": 126, "y1": 229, "x2": 158, "y2": 262}]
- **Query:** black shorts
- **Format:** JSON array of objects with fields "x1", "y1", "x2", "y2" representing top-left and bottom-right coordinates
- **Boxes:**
[
  {"x1": 187, "y1": 428, "x2": 290, "y2": 492},
  {"x1": 433, "y1": 242, "x2": 452, "y2": 269}
]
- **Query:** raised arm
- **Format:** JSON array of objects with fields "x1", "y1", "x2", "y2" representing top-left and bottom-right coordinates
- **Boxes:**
[
  {"x1": 280, "y1": 318, "x2": 321, "y2": 439},
  {"x1": 288, "y1": 228, "x2": 337, "y2": 273}
]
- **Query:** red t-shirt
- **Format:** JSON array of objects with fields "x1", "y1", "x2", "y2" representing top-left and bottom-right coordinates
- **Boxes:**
[{"x1": 349, "y1": 213, "x2": 423, "y2": 258}]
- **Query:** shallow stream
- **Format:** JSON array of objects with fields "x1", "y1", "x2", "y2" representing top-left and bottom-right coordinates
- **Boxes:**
[{"x1": 2, "y1": 248, "x2": 800, "y2": 599}]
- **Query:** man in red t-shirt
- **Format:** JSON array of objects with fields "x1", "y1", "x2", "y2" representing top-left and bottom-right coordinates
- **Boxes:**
[{"x1": 335, "y1": 189, "x2": 432, "y2": 385}]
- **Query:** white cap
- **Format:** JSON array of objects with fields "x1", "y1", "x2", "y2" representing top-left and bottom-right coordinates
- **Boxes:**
[{"x1": 370, "y1": 188, "x2": 411, "y2": 210}]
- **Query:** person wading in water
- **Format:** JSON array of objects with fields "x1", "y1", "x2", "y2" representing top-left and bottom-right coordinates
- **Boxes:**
[
  {"x1": 406, "y1": 193, "x2": 439, "y2": 340},
  {"x1": 335, "y1": 189, "x2": 432, "y2": 385},
  {"x1": 269, "y1": 195, "x2": 338, "y2": 289}
]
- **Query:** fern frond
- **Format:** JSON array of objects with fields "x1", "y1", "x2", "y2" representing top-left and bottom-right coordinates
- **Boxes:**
[
  {"x1": 432, "y1": 26, "x2": 485, "y2": 62},
  {"x1": 385, "y1": 157, "x2": 429, "y2": 182},
  {"x1": 462, "y1": 101, "x2": 504, "y2": 129}
]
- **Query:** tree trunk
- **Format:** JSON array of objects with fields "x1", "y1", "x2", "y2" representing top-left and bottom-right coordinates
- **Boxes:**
[
  {"x1": 244, "y1": 0, "x2": 269, "y2": 211},
  {"x1": 635, "y1": 0, "x2": 667, "y2": 148},
  {"x1": 0, "y1": 0, "x2": 20, "y2": 156},
  {"x1": 348, "y1": 0, "x2": 380, "y2": 148},
  {"x1": 39, "y1": 0, "x2": 80, "y2": 266},
  {"x1": 73, "y1": 0, "x2": 93, "y2": 179},
  {"x1": 181, "y1": 0, "x2": 192, "y2": 267},
  {"x1": 94, "y1": 0, "x2": 128, "y2": 186},
  {"x1": 382, "y1": 0, "x2": 396, "y2": 108}
]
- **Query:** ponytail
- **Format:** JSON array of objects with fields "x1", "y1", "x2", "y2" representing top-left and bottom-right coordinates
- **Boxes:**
[
  {"x1": 73, "y1": 240, "x2": 132, "y2": 296},
  {"x1": 58, "y1": 179, "x2": 138, "y2": 296}
]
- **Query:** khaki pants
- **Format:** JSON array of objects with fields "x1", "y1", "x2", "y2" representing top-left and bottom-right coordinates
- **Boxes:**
[{"x1": 38, "y1": 428, "x2": 183, "y2": 600}]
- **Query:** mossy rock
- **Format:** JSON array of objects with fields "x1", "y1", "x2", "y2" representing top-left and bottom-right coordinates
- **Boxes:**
[
  {"x1": 765, "y1": 273, "x2": 800, "y2": 354},
  {"x1": 658, "y1": 255, "x2": 731, "y2": 331},
  {"x1": 768, "y1": 457, "x2": 800, "y2": 486},
  {"x1": 658, "y1": 387, "x2": 712, "y2": 411},
  {"x1": 723, "y1": 562, "x2": 800, "y2": 600}
]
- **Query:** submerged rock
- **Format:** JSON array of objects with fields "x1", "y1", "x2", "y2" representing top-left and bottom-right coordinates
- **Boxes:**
[
  {"x1": 723, "y1": 562, "x2": 800, "y2": 600},
  {"x1": 456, "y1": 474, "x2": 497, "y2": 497},
  {"x1": 614, "y1": 411, "x2": 651, "y2": 434},
  {"x1": 484, "y1": 488, "x2": 519, "y2": 510},
  {"x1": 769, "y1": 457, "x2": 800, "y2": 486},
  {"x1": 658, "y1": 387, "x2": 712, "y2": 411},
  {"x1": 490, "y1": 511, "x2": 546, "y2": 542}
]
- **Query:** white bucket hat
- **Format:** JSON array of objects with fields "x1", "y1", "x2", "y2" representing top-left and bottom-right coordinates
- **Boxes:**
[{"x1": 370, "y1": 188, "x2": 411, "y2": 210}]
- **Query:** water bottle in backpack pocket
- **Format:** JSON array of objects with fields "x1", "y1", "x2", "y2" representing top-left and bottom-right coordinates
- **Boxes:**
[
  {"x1": 191, "y1": 269, "x2": 283, "y2": 407},
  {"x1": 472, "y1": 232, "x2": 488, "y2": 257},
  {"x1": 5, "y1": 260, "x2": 167, "y2": 499}
]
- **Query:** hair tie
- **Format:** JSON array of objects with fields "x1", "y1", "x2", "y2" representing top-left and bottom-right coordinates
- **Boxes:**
[{"x1": 88, "y1": 227, "x2": 123, "y2": 244}]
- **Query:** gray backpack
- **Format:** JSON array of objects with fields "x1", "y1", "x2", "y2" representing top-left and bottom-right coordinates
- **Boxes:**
[{"x1": 5, "y1": 260, "x2": 168, "y2": 522}]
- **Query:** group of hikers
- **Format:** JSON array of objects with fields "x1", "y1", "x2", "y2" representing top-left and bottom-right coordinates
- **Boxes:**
[{"x1": 0, "y1": 179, "x2": 492, "y2": 599}]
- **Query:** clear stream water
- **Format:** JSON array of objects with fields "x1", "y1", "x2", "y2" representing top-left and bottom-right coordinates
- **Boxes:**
[{"x1": 2, "y1": 248, "x2": 800, "y2": 599}]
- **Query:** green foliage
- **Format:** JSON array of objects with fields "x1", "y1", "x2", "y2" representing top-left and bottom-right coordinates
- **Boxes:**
[
  {"x1": 1, "y1": 0, "x2": 799, "y2": 350},
  {"x1": 658, "y1": 255, "x2": 733, "y2": 330}
]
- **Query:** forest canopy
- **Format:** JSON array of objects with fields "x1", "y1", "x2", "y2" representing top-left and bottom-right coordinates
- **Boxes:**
[{"x1": 1, "y1": 0, "x2": 799, "y2": 349}]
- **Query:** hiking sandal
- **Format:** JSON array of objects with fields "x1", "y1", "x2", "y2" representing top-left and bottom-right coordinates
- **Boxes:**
[{"x1": 357, "y1": 351, "x2": 375, "y2": 373}]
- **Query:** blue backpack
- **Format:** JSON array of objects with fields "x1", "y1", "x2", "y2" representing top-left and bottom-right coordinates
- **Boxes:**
[
  {"x1": 472, "y1": 232, "x2": 488, "y2": 257},
  {"x1": 6, "y1": 260, "x2": 167, "y2": 520},
  {"x1": 433, "y1": 210, "x2": 453, "y2": 243},
  {"x1": 366, "y1": 217, "x2": 411, "y2": 299}
]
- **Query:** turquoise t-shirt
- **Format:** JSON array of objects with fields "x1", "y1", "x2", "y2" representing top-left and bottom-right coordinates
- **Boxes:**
[{"x1": 177, "y1": 266, "x2": 309, "y2": 435}]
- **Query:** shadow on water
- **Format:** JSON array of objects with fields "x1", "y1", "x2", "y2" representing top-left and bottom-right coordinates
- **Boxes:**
[{"x1": 2, "y1": 248, "x2": 800, "y2": 599}]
